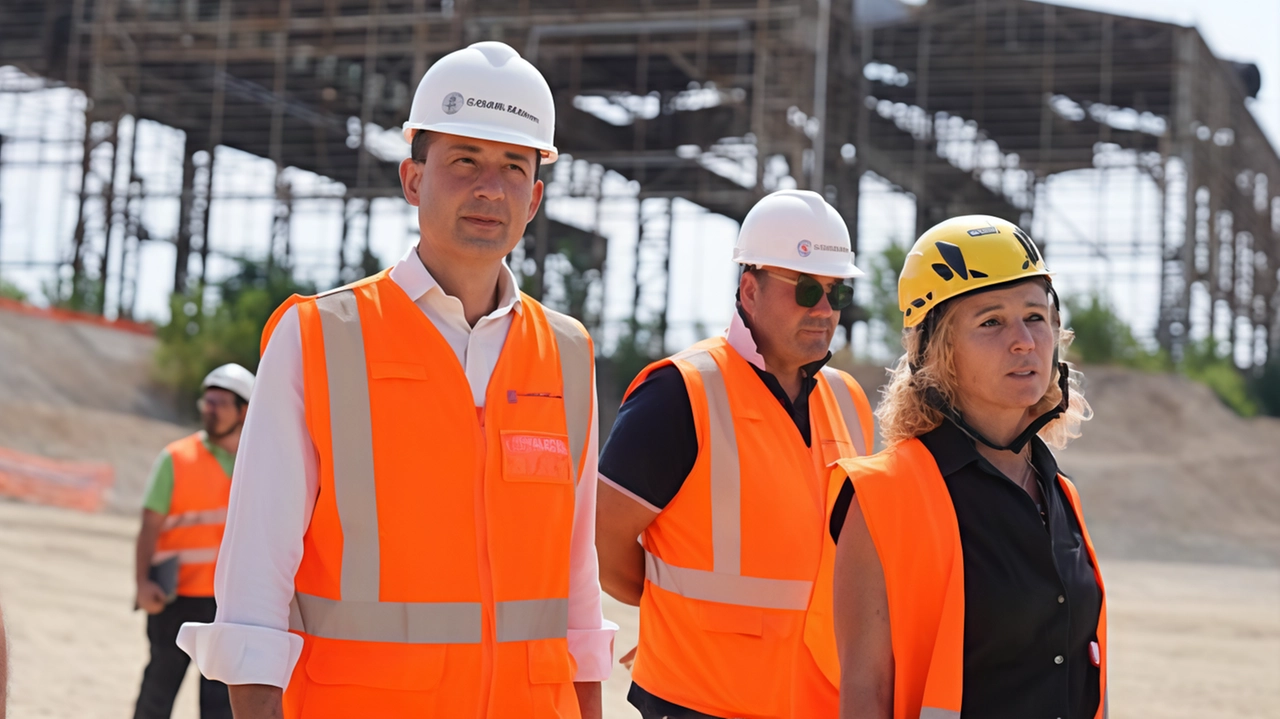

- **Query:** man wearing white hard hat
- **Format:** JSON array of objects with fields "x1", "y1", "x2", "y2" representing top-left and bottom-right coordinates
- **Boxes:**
[
  {"x1": 175, "y1": 42, "x2": 613, "y2": 719},
  {"x1": 596, "y1": 190, "x2": 875, "y2": 718},
  {"x1": 132, "y1": 363, "x2": 254, "y2": 719}
]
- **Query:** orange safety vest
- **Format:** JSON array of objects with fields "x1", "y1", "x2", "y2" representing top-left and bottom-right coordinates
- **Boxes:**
[
  {"x1": 820, "y1": 439, "x2": 1109, "y2": 719},
  {"x1": 261, "y1": 270, "x2": 595, "y2": 719},
  {"x1": 153, "y1": 432, "x2": 232, "y2": 598},
  {"x1": 628, "y1": 337, "x2": 874, "y2": 719}
]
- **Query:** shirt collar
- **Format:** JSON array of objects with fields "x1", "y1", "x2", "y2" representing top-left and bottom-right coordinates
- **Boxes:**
[
  {"x1": 387, "y1": 244, "x2": 523, "y2": 315},
  {"x1": 921, "y1": 418, "x2": 1059, "y2": 479},
  {"x1": 725, "y1": 307, "x2": 767, "y2": 371},
  {"x1": 725, "y1": 304, "x2": 833, "y2": 378}
]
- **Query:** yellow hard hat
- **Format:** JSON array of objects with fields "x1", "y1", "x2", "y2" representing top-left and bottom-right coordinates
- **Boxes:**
[{"x1": 898, "y1": 215, "x2": 1051, "y2": 328}]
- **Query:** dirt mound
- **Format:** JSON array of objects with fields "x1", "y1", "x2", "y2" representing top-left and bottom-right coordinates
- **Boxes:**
[
  {"x1": 833, "y1": 354, "x2": 1280, "y2": 566},
  {"x1": 0, "y1": 306, "x2": 192, "y2": 512},
  {"x1": 1057, "y1": 367, "x2": 1280, "y2": 567}
]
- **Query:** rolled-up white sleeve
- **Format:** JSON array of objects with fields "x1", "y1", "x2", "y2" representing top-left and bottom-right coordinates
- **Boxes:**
[
  {"x1": 176, "y1": 306, "x2": 318, "y2": 688},
  {"x1": 566, "y1": 373, "x2": 618, "y2": 682}
]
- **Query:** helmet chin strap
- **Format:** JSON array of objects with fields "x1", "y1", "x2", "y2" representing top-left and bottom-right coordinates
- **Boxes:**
[{"x1": 921, "y1": 362, "x2": 1070, "y2": 454}]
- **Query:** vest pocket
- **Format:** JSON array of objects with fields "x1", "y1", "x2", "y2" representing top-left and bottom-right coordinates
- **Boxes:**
[
  {"x1": 501, "y1": 431, "x2": 573, "y2": 484},
  {"x1": 696, "y1": 602, "x2": 764, "y2": 637},
  {"x1": 526, "y1": 638, "x2": 579, "y2": 719},
  {"x1": 303, "y1": 639, "x2": 447, "y2": 691},
  {"x1": 527, "y1": 637, "x2": 577, "y2": 684},
  {"x1": 370, "y1": 361, "x2": 429, "y2": 381}
]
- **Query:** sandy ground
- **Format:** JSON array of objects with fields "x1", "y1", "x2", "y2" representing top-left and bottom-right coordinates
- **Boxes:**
[{"x1": 0, "y1": 500, "x2": 1275, "y2": 719}]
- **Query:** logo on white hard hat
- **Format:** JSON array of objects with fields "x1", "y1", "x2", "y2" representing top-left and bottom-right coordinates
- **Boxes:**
[
  {"x1": 797, "y1": 240, "x2": 813, "y2": 257},
  {"x1": 442, "y1": 92, "x2": 464, "y2": 115}
]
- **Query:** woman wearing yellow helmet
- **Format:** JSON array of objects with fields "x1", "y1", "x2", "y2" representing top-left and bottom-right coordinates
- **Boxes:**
[{"x1": 824, "y1": 216, "x2": 1105, "y2": 719}]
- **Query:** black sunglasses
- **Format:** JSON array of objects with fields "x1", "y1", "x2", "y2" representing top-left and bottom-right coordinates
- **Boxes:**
[{"x1": 765, "y1": 271, "x2": 854, "y2": 310}]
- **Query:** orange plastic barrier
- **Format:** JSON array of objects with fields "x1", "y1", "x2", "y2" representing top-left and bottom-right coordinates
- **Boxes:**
[
  {"x1": 0, "y1": 447, "x2": 114, "y2": 512},
  {"x1": 0, "y1": 297, "x2": 154, "y2": 336}
]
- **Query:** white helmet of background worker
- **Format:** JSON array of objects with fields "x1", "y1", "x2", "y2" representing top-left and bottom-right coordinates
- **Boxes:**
[
  {"x1": 402, "y1": 41, "x2": 558, "y2": 163},
  {"x1": 732, "y1": 189, "x2": 864, "y2": 278},
  {"x1": 201, "y1": 364, "x2": 255, "y2": 404}
]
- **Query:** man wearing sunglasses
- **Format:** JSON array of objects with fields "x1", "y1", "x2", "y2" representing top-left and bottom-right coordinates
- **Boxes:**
[{"x1": 596, "y1": 189, "x2": 876, "y2": 718}]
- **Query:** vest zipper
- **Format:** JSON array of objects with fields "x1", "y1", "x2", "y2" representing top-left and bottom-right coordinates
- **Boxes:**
[{"x1": 473, "y1": 406, "x2": 495, "y2": 719}]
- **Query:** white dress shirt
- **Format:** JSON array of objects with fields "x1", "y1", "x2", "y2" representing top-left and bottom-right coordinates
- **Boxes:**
[{"x1": 176, "y1": 245, "x2": 617, "y2": 687}]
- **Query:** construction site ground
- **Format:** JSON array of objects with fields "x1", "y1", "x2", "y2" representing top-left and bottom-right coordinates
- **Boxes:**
[{"x1": 1, "y1": 307, "x2": 1278, "y2": 717}]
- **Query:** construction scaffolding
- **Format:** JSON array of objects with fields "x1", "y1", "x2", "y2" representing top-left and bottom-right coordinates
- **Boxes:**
[{"x1": 0, "y1": 0, "x2": 1276, "y2": 366}]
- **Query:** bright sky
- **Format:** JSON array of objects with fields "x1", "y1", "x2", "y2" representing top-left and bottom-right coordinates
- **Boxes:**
[{"x1": 0, "y1": 0, "x2": 1275, "y2": 361}]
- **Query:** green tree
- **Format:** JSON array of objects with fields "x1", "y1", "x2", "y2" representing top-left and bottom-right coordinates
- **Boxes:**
[
  {"x1": 155, "y1": 258, "x2": 315, "y2": 407},
  {"x1": 1063, "y1": 292, "x2": 1168, "y2": 370},
  {"x1": 0, "y1": 277, "x2": 26, "y2": 302},
  {"x1": 865, "y1": 240, "x2": 908, "y2": 356}
]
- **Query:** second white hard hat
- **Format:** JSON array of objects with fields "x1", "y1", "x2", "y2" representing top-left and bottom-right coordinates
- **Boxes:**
[
  {"x1": 402, "y1": 41, "x2": 558, "y2": 163},
  {"x1": 201, "y1": 363, "x2": 255, "y2": 404},
  {"x1": 732, "y1": 190, "x2": 864, "y2": 278}
]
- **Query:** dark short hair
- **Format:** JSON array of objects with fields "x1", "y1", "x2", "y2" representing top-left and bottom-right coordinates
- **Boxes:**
[{"x1": 409, "y1": 130, "x2": 542, "y2": 179}]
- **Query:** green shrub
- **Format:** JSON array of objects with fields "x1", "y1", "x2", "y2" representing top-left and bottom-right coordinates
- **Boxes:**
[
  {"x1": 1063, "y1": 292, "x2": 1166, "y2": 368},
  {"x1": 155, "y1": 258, "x2": 316, "y2": 407},
  {"x1": 1179, "y1": 339, "x2": 1258, "y2": 417},
  {"x1": 0, "y1": 277, "x2": 26, "y2": 302}
]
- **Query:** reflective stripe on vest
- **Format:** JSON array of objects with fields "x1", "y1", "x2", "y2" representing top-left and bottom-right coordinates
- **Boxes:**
[
  {"x1": 919, "y1": 709, "x2": 960, "y2": 719},
  {"x1": 287, "y1": 594, "x2": 570, "y2": 645},
  {"x1": 642, "y1": 349, "x2": 820, "y2": 609},
  {"x1": 543, "y1": 310, "x2": 593, "y2": 485},
  {"x1": 820, "y1": 366, "x2": 867, "y2": 456},
  {"x1": 153, "y1": 547, "x2": 218, "y2": 565},
  {"x1": 286, "y1": 289, "x2": 587, "y2": 645},
  {"x1": 161, "y1": 507, "x2": 228, "y2": 532}
]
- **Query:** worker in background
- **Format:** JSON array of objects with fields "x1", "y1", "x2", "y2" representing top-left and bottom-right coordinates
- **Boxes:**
[
  {"x1": 826, "y1": 216, "x2": 1105, "y2": 719},
  {"x1": 132, "y1": 363, "x2": 254, "y2": 719},
  {"x1": 596, "y1": 189, "x2": 876, "y2": 719},
  {"x1": 176, "y1": 41, "x2": 614, "y2": 719}
]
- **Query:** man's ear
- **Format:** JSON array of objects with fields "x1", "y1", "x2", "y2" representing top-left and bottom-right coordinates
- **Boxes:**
[
  {"x1": 739, "y1": 270, "x2": 760, "y2": 315},
  {"x1": 526, "y1": 178, "x2": 545, "y2": 224},
  {"x1": 399, "y1": 157, "x2": 422, "y2": 207}
]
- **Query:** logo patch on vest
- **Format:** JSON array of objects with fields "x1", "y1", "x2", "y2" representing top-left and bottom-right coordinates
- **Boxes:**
[{"x1": 501, "y1": 432, "x2": 571, "y2": 483}]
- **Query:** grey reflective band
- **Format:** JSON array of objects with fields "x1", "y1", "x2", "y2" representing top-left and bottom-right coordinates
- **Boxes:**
[
  {"x1": 495, "y1": 597, "x2": 569, "y2": 642},
  {"x1": 543, "y1": 310, "x2": 593, "y2": 484},
  {"x1": 1103, "y1": 688, "x2": 1109, "y2": 718},
  {"x1": 645, "y1": 551, "x2": 813, "y2": 611},
  {"x1": 161, "y1": 508, "x2": 227, "y2": 532},
  {"x1": 316, "y1": 290, "x2": 381, "y2": 603},
  {"x1": 289, "y1": 593, "x2": 567, "y2": 645},
  {"x1": 919, "y1": 708, "x2": 960, "y2": 719},
  {"x1": 152, "y1": 547, "x2": 217, "y2": 565},
  {"x1": 681, "y1": 351, "x2": 742, "y2": 574},
  {"x1": 292, "y1": 592, "x2": 483, "y2": 644},
  {"x1": 820, "y1": 367, "x2": 867, "y2": 456}
]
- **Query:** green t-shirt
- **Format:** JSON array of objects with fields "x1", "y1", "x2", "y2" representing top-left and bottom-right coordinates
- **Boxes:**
[{"x1": 142, "y1": 432, "x2": 236, "y2": 515}]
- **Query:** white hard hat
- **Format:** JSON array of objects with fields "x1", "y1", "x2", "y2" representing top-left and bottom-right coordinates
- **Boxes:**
[
  {"x1": 201, "y1": 364, "x2": 255, "y2": 404},
  {"x1": 732, "y1": 189, "x2": 864, "y2": 278},
  {"x1": 402, "y1": 41, "x2": 558, "y2": 164}
]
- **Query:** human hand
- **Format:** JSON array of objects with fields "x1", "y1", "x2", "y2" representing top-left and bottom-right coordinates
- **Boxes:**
[{"x1": 136, "y1": 580, "x2": 168, "y2": 614}]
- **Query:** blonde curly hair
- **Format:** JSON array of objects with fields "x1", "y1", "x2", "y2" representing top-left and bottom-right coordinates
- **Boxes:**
[{"x1": 876, "y1": 284, "x2": 1093, "y2": 450}]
